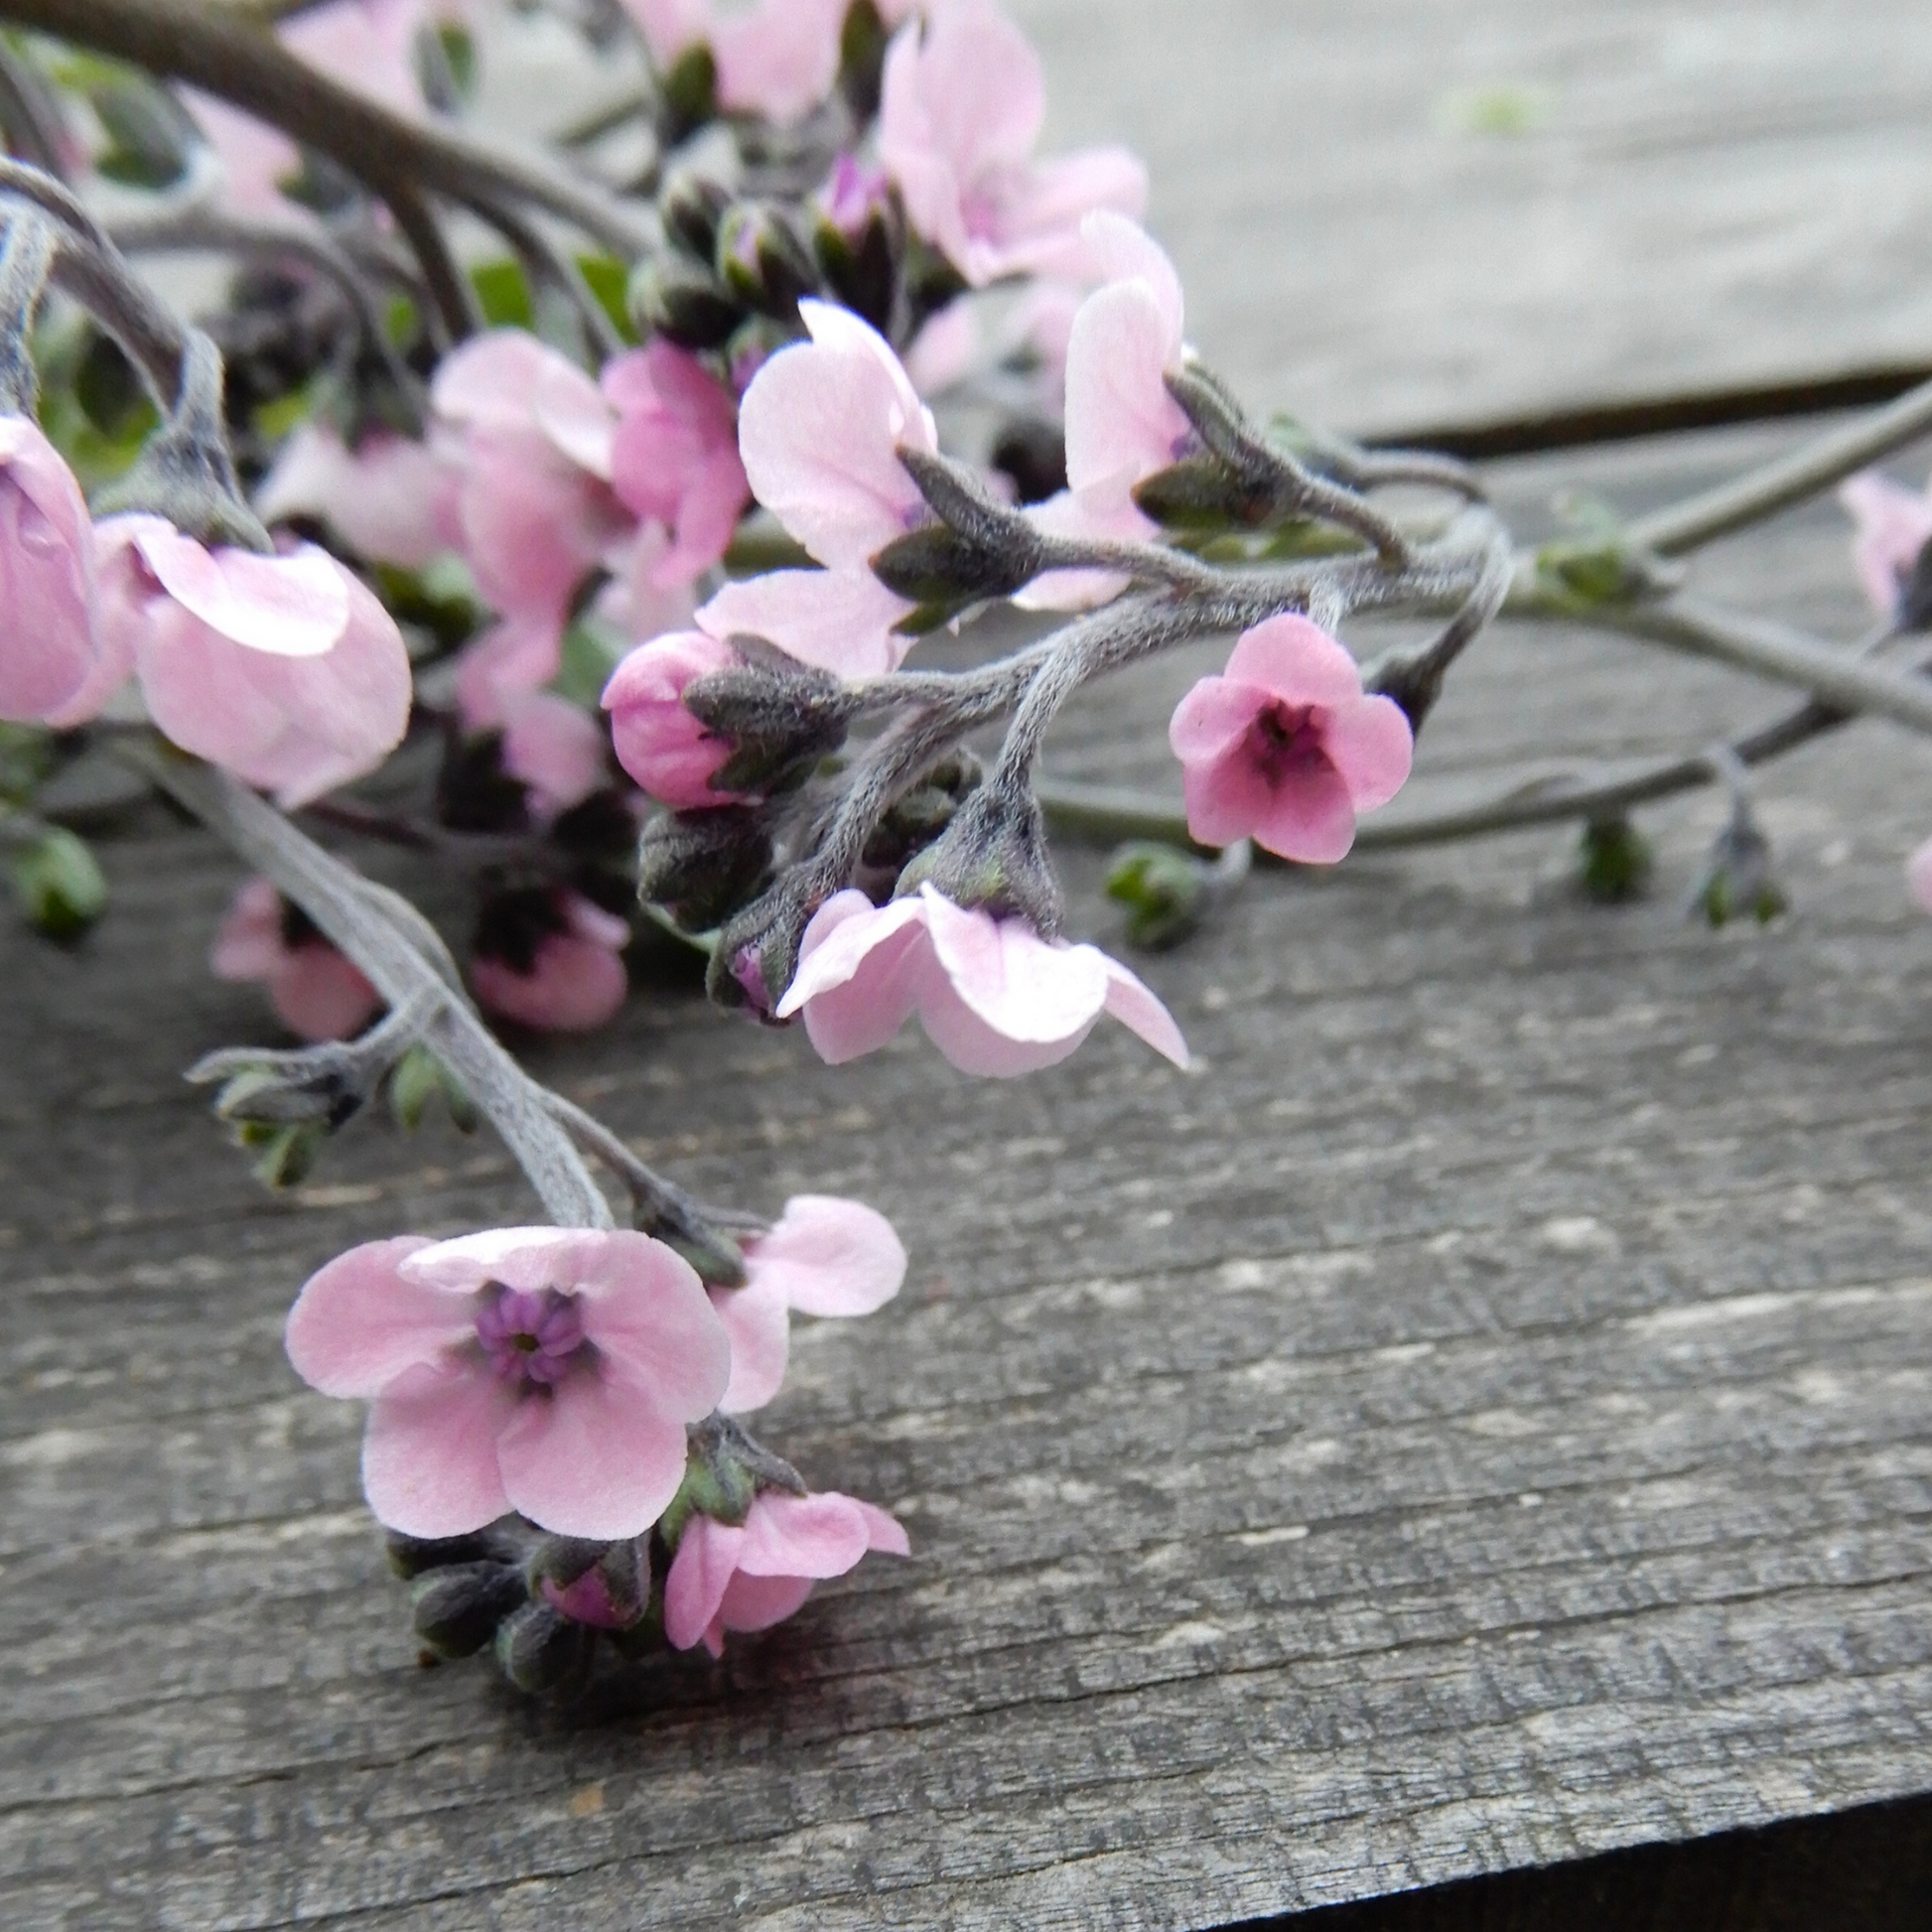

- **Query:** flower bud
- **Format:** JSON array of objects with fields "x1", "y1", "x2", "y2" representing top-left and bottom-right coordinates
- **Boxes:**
[
  {"x1": 683, "y1": 637, "x2": 858, "y2": 794},
  {"x1": 861, "y1": 750, "x2": 983, "y2": 875},
  {"x1": 637, "y1": 805, "x2": 774, "y2": 931},
  {"x1": 659, "y1": 1413, "x2": 805, "y2": 1548},
  {"x1": 717, "y1": 204, "x2": 820, "y2": 322},
  {"x1": 1105, "y1": 841, "x2": 1210, "y2": 951},
  {"x1": 812, "y1": 159, "x2": 899, "y2": 333},
  {"x1": 387, "y1": 1526, "x2": 522, "y2": 1581},
  {"x1": 410, "y1": 1560, "x2": 529, "y2": 1660},
  {"x1": 211, "y1": 1060, "x2": 362, "y2": 1132},
  {"x1": 1688, "y1": 811, "x2": 1787, "y2": 927},
  {"x1": 602, "y1": 631, "x2": 741, "y2": 808},
  {"x1": 657, "y1": 42, "x2": 719, "y2": 138},
  {"x1": 629, "y1": 256, "x2": 743, "y2": 350},
  {"x1": 1132, "y1": 454, "x2": 1275, "y2": 532},
  {"x1": 707, "y1": 882, "x2": 815, "y2": 1016},
  {"x1": 660, "y1": 167, "x2": 734, "y2": 263},
  {"x1": 837, "y1": 0, "x2": 893, "y2": 118},
  {"x1": 530, "y1": 1536, "x2": 649, "y2": 1631},
  {"x1": 387, "y1": 1043, "x2": 481, "y2": 1136},
  {"x1": 896, "y1": 783, "x2": 1065, "y2": 935},
  {"x1": 1578, "y1": 815, "x2": 1653, "y2": 904},
  {"x1": 493, "y1": 1598, "x2": 597, "y2": 1696}
]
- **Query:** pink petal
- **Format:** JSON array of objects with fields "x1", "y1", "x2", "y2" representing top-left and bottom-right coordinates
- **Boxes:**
[
  {"x1": 499, "y1": 692, "x2": 609, "y2": 816},
  {"x1": 1062, "y1": 279, "x2": 1191, "y2": 501},
  {"x1": 710, "y1": 1277, "x2": 790, "y2": 1415},
  {"x1": 131, "y1": 529, "x2": 348, "y2": 657},
  {"x1": 696, "y1": 567, "x2": 915, "y2": 677},
  {"x1": 1170, "y1": 675, "x2": 1267, "y2": 766},
  {"x1": 0, "y1": 416, "x2": 104, "y2": 724},
  {"x1": 531, "y1": 355, "x2": 618, "y2": 480},
  {"x1": 208, "y1": 876, "x2": 285, "y2": 981},
  {"x1": 496, "y1": 1361, "x2": 694, "y2": 1538},
  {"x1": 710, "y1": 0, "x2": 847, "y2": 121},
  {"x1": 1322, "y1": 692, "x2": 1415, "y2": 811},
  {"x1": 1223, "y1": 615, "x2": 1368, "y2": 708},
  {"x1": 456, "y1": 427, "x2": 625, "y2": 624},
  {"x1": 855, "y1": 1498, "x2": 912, "y2": 1557},
  {"x1": 573, "y1": 1238, "x2": 733, "y2": 1421},
  {"x1": 1251, "y1": 753, "x2": 1361, "y2": 865},
  {"x1": 431, "y1": 329, "x2": 557, "y2": 432},
  {"x1": 738, "y1": 1490, "x2": 871, "y2": 1579},
  {"x1": 455, "y1": 614, "x2": 568, "y2": 730},
  {"x1": 255, "y1": 425, "x2": 455, "y2": 571},
  {"x1": 284, "y1": 1235, "x2": 451, "y2": 1398},
  {"x1": 472, "y1": 933, "x2": 628, "y2": 1033},
  {"x1": 747, "y1": 1195, "x2": 906, "y2": 1318},
  {"x1": 714, "y1": 1571, "x2": 815, "y2": 1635},
  {"x1": 776, "y1": 891, "x2": 936, "y2": 1061},
  {"x1": 402, "y1": 1226, "x2": 611, "y2": 1298},
  {"x1": 361, "y1": 1358, "x2": 518, "y2": 1538},
  {"x1": 271, "y1": 946, "x2": 382, "y2": 1043},
  {"x1": 920, "y1": 888, "x2": 1110, "y2": 1046},
  {"x1": 1100, "y1": 956, "x2": 1190, "y2": 1068},
  {"x1": 973, "y1": 151, "x2": 1153, "y2": 283},
  {"x1": 664, "y1": 1512, "x2": 746, "y2": 1651}
]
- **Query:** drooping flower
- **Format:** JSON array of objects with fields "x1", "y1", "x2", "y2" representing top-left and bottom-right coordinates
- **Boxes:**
[
  {"x1": 471, "y1": 888, "x2": 630, "y2": 1033},
  {"x1": 284, "y1": 1226, "x2": 732, "y2": 1540},
  {"x1": 1168, "y1": 614, "x2": 1414, "y2": 863},
  {"x1": 877, "y1": 0, "x2": 1146, "y2": 287},
  {"x1": 0, "y1": 416, "x2": 107, "y2": 725},
  {"x1": 621, "y1": 0, "x2": 866, "y2": 124},
  {"x1": 1839, "y1": 469, "x2": 1932, "y2": 624},
  {"x1": 497, "y1": 691, "x2": 610, "y2": 820},
  {"x1": 694, "y1": 300, "x2": 939, "y2": 674},
  {"x1": 210, "y1": 876, "x2": 382, "y2": 1042},
  {"x1": 96, "y1": 515, "x2": 413, "y2": 807},
  {"x1": 709, "y1": 1195, "x2": 907, "y2": 1414},
  {"x1": 603, "y1": 342, "x2": 750, "y2": 589},
  {"x1": 431, "y1": 331, "x2": 631, "y2": 634},
  {"x1": 776, "y1": 882, "x2": 1189, "y2": 1077},
  {"x1": 254, "y1": 421, "x2": 458, "y2": 571},
  {"x1": 601, "y1": 629, "x2": 740, "y2": 806},
  {"x1": 664, "y1": 1488, "x2": 909, "y2": 1657}
]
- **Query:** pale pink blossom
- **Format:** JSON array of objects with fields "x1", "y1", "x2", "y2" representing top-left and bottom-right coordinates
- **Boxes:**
[
  {"x1": 1169, "y1": 615, "x2": 1413, "y2": 863},
  {"x1": 603, "y1": 343, "x2": 749, "y2": 588},
  {"x1": 710, "y1": 1195, "x2": 907, "y2": 1414},
  {"x1": 210, "y1": 876, "x2": 382, "y2": 1042},
  {"x1": 471, "y1": 890, "x2": 630, "y2": 1033},
  {"x1": 284, "y1": 1225, "x2": 731, "y2": 1539},
  {"x1": 878, "y1": 0, "x2": 1146, "y2": 287},
  {"x1": 696, "y1": 565, "x2": 915, "y2": 678},
  {"x1": 664, "y1": 1488, "x2": 909, "y2": 1657},
  {"x1": 777, "y1": 882, "x2": 1189, "y2": 1077},
  {"x1": 498, "y1": 692, "x2": 609, "y2": 818},
  {"x1": 96, "y1": 515, "x2": 413, "y2": 807},
  {"x1": 431, "y1": 331, "x2": 630, "y2": 629},
  {"x1": 1839, "y1": 470, "x2": 1932, "y2": 620},
  {"x1": 621, "y1": 0, "x2": 851, "y2": 123},
  {"x1": 255, "y1": 422, "x2": 457, "y2": 570},
  {"x1": 601, "y1": 629, "x2": 739, "y2": 806},
  {"x1": 0, "y1": 416, "x2": 107, "y2": 725}
]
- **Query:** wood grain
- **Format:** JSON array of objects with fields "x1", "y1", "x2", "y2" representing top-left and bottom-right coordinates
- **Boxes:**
[{"x1": 3, "y1": 428, "x2": 1931, "y2": 1928}]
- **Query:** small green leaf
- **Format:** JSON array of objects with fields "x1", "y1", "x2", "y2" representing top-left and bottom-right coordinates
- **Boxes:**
[
  {"x1": 9, "y1": 826, "x2": 107, "y2": 939},
  {"x1": 576, "y1": 254, "x2": 638, "y2": 345},
  {"x1": 471, "y1": 258, "x2": 534, "y2": 331},
  {"x1": 388, "y1": 1044, "x2": 480, "y2": 1135},
  {"x1": 1578, "y1": 816, "x2": 1652, "y2": 903},
  {"x1": 1106, "y1": 841, "x2": 1208, "y2": 950}
]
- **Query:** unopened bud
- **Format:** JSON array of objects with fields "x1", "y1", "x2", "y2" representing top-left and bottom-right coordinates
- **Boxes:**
[
  {"x1": 387, "y1": 1526, "x2": 524, "y2": 1580},
  {"x1": 707, "y1": 883, "x2": 812, "y2": 1016},
  {"x1": 410, "y1": 1559, "x2": 529, "y2": 1659},
  {"x1": 657, "y1": 42, "x2": 719, "y2": 138},
  {"x1": 493, "y1": 1598, "x2": 596, "y2": 1696},
  {"x1": 213, "y1": 1061, "x2": 360, "y2": 1131},
  {"x1": 1578, "y1": 815, "x2": 1652, "y2": 903},
  {"x1": 1688, "y1": 810, "x2": 1786, "y2": 927},
  {"x1": 530, "y1": 1536, "x2": 649, "y2": 1631},
  {"x1": 684, "y1": 637, "x2": 858, "y2": 793},
  {"x1": 838, "y1": 0, "x2": 893, "y2": 118},
  {"x1": 660, "y1": 1413, "x2": 805, "y2": 1547},
  {"x1": 660, "y1": 167, "x2": 733, "y2": 262},
  {"x1": 717, "y1": 204, "x2": 819, "y2": 321},
  {"x1": 896, "y1": 783, "x2": 1064, "y2": 935},
  {"x1": 637, "y1": 805, "x2": 774, "y2": 930},
  {"x1": 1105, "y1": 842, "x2": 1209, "y2": 950},
  {"x1": 629, "y1": 256, "x2": 743, "y2": 349},
  {"x1": 235, "y1": 1119, "x2": 326, "y2": 1190}
]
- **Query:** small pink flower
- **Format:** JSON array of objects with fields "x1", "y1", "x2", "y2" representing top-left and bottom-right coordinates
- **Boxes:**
[
  {"x1": 432, "y1": 331, "x2": 631, "y2": 629},
  {"x1": 710, "y1": 1195, "x2": 907, "y2": 1415},
  {"x1": 622, "y1": 0, "x2": 852, "y2": 123},
  {"x1": 98, "y1": 516, "x2": 413, "y2": 807},
  {"x1": 664, "y1": 1488, "x2": 909, "y2": 1657},
  {"x1": 498, "y1": 692, "x2": 609, "y2": 819},
  {"x1": 210, "y1": 876, "x2": 382, "y2": 1042},
  {"x1": 777, "y1": 882, "x2": 1189, "y2": 1077},
  {"x1": 285, "y1": 1225, "x2": 732, "y2": 1540},
  {"x1": 1169, "y1": 615, "x2": 1413, "y2": 863},
  {"x1": 471, "y1": 890, "x2": 630, "y2": 1033},
  {"x1": 0, "y1": 416, "x2": 108, "y2": 725},
  {"x1": 601, "y1": 629, "x2": 739, "y2": 807},
  {"x1": 604, "y1": 343, "x2": 750, "y2": 589},
  {"x1": 878, "y1": 1, "x2": 1146, "y2": 288},
  {"x1": 1839, "y1": 470, "x2": 1932, "y2": 620},
  {"x1": 255, "y1": 422, "x2": 458, "y2": 571}
]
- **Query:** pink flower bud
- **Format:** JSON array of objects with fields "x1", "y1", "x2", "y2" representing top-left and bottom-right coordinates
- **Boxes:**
[
  {"x1": 601, "y1": 629, "x2": 740, "y2": 806},
  {"x1": 0, "y1": 417, "x2": 114, "y2": 725}
]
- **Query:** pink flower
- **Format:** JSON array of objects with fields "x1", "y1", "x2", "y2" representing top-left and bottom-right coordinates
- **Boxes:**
[
  {"x1": 1840, "y1": 470, "x2": 1932, "y2": 620},
  {"x1": 452, "y1": 613, "x2": 568, "y2": 731},
  {"x1": 696, "y1": 301, "x2": 939, "y2": 673},
  {"x1": 431, "y1": 331, "x2": 631, "y2": 630},
  {"x1": 709, "y1": 1195, "x2": 907, "y2": 1414},
  {"x1": 878, "y1": 1, "x2": 1146, "y2": 288},
  {"x1": 284, "y1": 1226, "x2": 732, "y2": 1540},
  {"x1": 664, "y1": 1488, "x2": 909, "y2": 1657},
  {"x1": 776, "y1": 882, "x2": 1189, "y2": 1077},
  {"x1": 1169, "y1": 615, "x2": 1413, "y2": 863},
  {"x1": 210, "y1": 876, "x2": 382, "y2": 1042},
  {"x1": 255, "y1": 422, "x2": 458, "y2": 571},
  {"x1": 621, "y1": 0, "x2": 851, "y2": 123},
  {"x1": 603, "y1": 343, "x2": 749, "y2": 588},
  {"x1": 97, "y1": 516, "x2": 413, "y2": 807},
  {"x1": 601, "y1": 629, "x2": 739, "y2": 806},
  {"x1": 0, "y1": 416, "x2": 107, "y2": 725},
  {"x1": 471, "y1": 890, "x2": 630, "y2": 1033},
  {"x1": 498, "y1": 692, "x2": 609, "y2": 818}
]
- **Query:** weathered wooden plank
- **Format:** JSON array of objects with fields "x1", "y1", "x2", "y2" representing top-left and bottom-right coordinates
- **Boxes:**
[{"x1": 3, "y1": 420, "x2": 1932, "y2": 1927}]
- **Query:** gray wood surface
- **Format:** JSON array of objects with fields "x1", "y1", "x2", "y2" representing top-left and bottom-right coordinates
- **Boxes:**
[{"x1": 5, "y1": 426, "x2": 1932, "y2": 1929}]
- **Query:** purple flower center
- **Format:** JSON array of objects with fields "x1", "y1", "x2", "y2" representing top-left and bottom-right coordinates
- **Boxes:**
[
  {"x1": 1249, "y1": 701, "x2": 1332, "y2": 786},
  {"x1": 475, "y1": 1285, "x2": 587, "y2": 1389}
]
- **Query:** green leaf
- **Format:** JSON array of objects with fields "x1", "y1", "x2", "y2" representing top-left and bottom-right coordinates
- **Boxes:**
[
  {"x1": 1578, "y1": 816, "x2": 1652, "y2": 903},
  {"x1": 471, "y1": 258, "x2": 534, "y2": 331},
  {"x1": 9, "y1": 826, "x2": 107, "y2": 940},
  {"x1": 550, "y1": 619, "x2": 626, "y2": 711},
  {"x1": 576, "y1": 254, "x2": 638, "y2": 345},
  {"x1": 388, "y1": 1045, "x2": 481, "y2": 1135}
]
